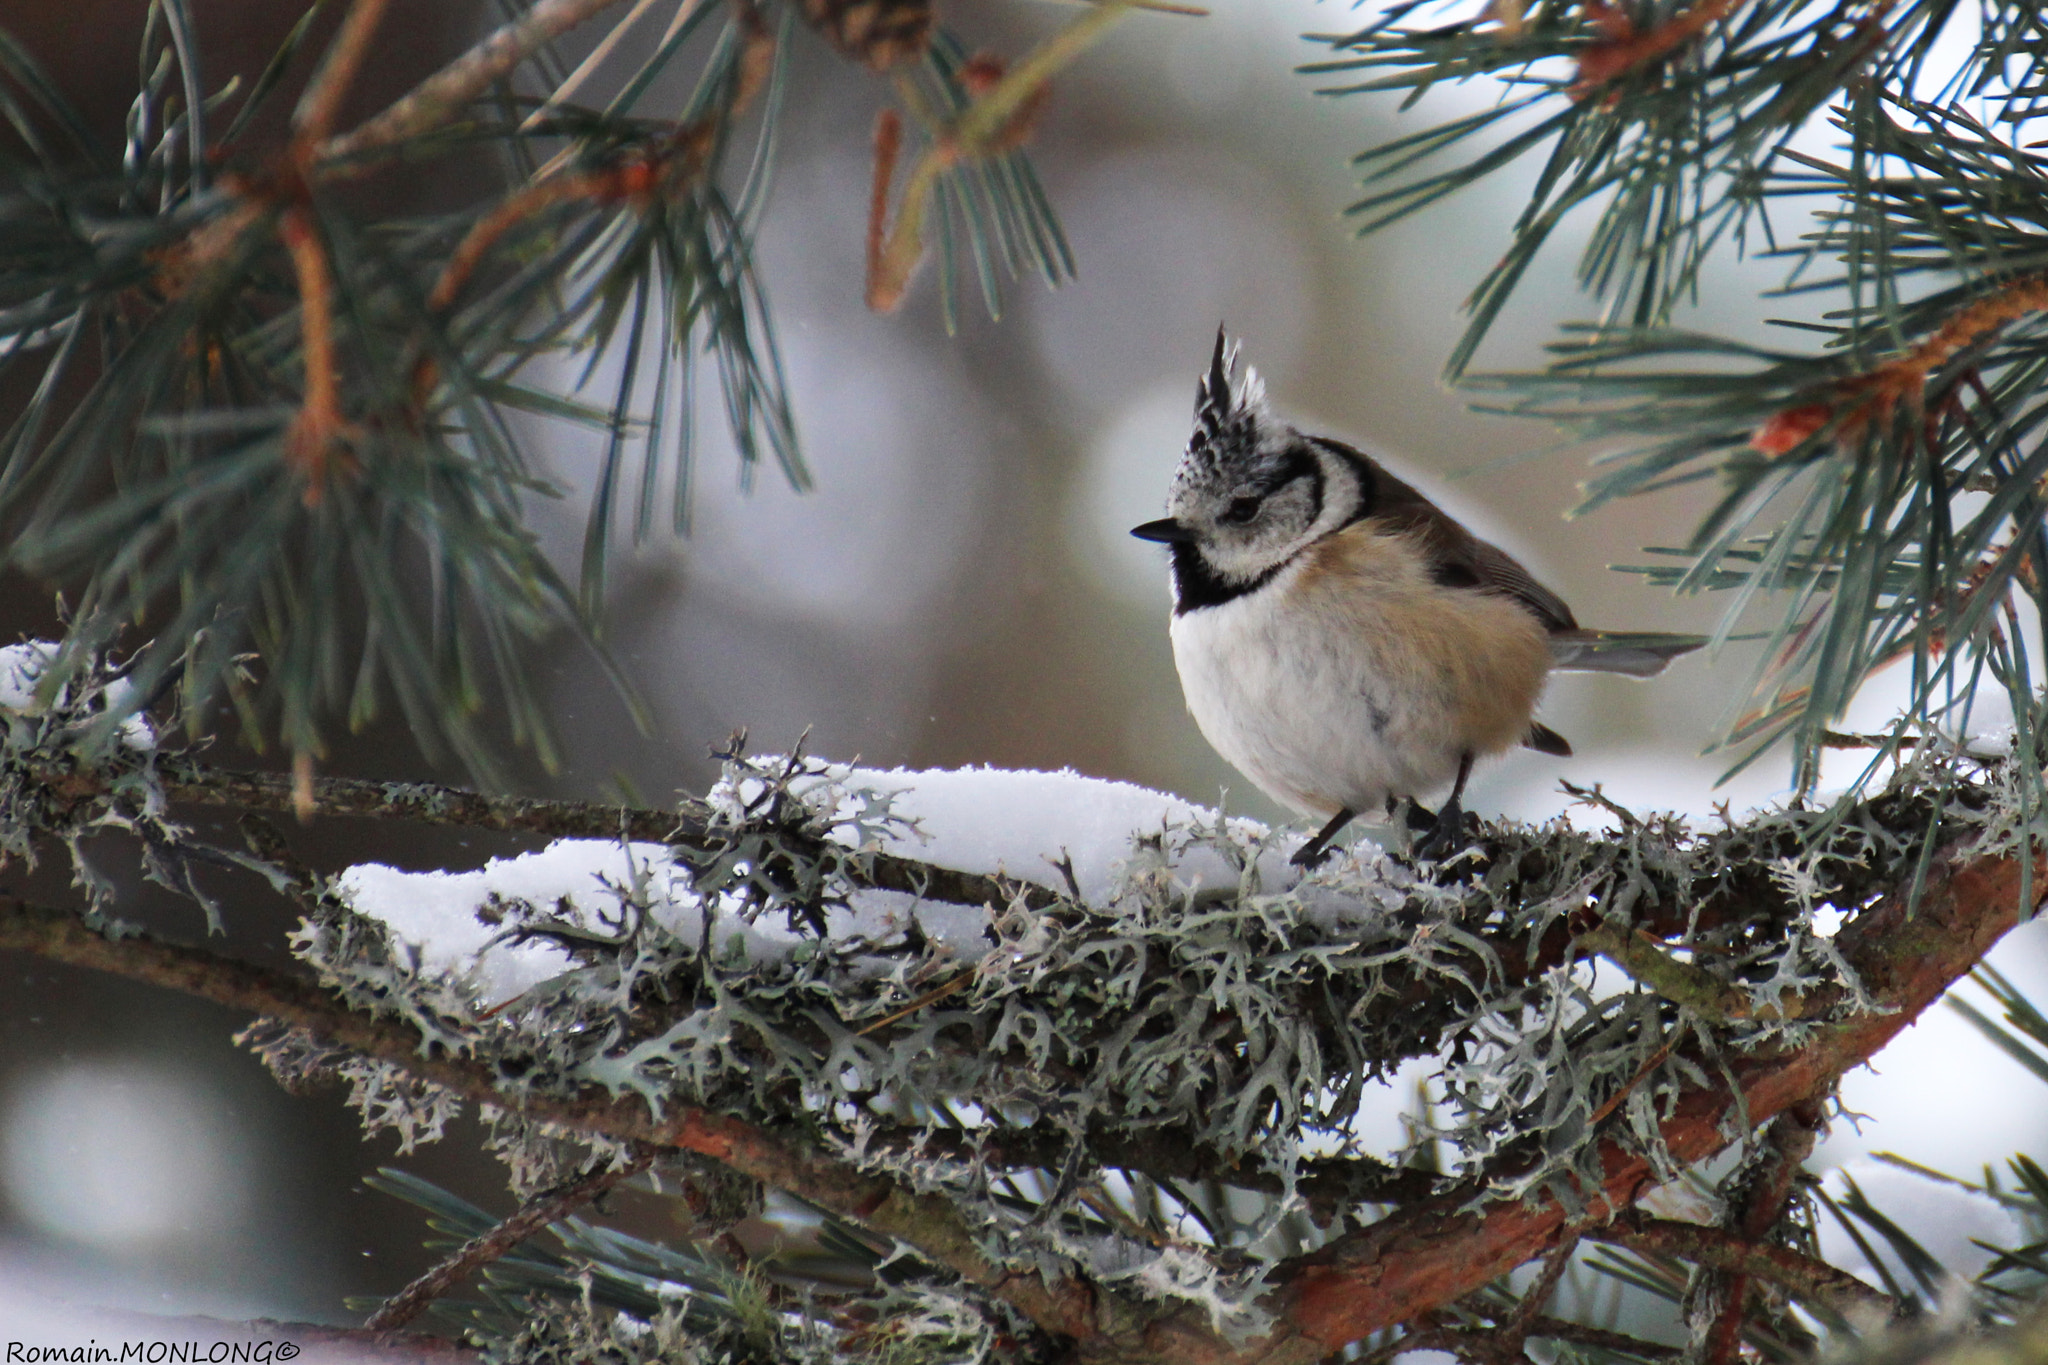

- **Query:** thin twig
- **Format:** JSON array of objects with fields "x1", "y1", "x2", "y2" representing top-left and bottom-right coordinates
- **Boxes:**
[
  {"x1": 294, "y1": 0, "x2": 397, "y2": 150},
  {"x1": 1571, "y1": 0, "x2": 1746, "y2": 97},
  {"x1": 1690, "y1": 1104, "x2": 1823, "y2": 1365},
  {"x1": 865, "y1": 108, "x2": 903, "y2": 309},
  {"x1": 278, "y1": 206, "x2": 355, "y2": 505},
  {"x1": 520, "y1": 0, "x2": 684, "y2": 130},
  {"x1": 865, "y1": 0, "x2": 1135, "y2": 310},
  {"x1": 1592, "y1": 1211, "x2": 1900, "y2": 1320},
  {"x1": 363, "y1": 1146, "x2": 659, "y2": 1328},
  {"x1": 853, "y1": 968, "x2": 975, "y2": 1036},
  {"x1": 321, "y1": 0, "x2": 636, "y2": 164},
  {"x1": 1497, "y1": 1232, "x2": 1579, "y2": 1359},
  {"x1": 1524, "y1": 1316, "x2": 1680, "y2": 1359}
]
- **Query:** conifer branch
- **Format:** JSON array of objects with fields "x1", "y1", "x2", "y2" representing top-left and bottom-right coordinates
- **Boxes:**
[
  {"x1": 0, "y1": 795, "x2": 2026, "y2": 1363},
  {"x1": 362, "y1": 1146, "x2": 660, "y2": 1329},
  {"x1": 1687, "y1": 1104, "x2": 1829, "y2": 1364},
  {"x1": 0, "y1": 896, "x2": 1111, "y2": 1345},
  {"x1": 1250, "y1": 829, "x2": 2033, "y2": 1365},
  {"x1": 1570, "y1": 0, "x2": 1746, "y2": 98},
  {"x1": 319, "y1": 0, "x2": 635, "y2": 164},
  {"x1": 36, "y1": 756, "x2": 1061, "y2": 911},
  {"x1": 1591, "y1": 1211, "x2": 1899, "y2": 1321},
  {"x1": 293, "y1": 0, "x2": 396, "y2": 150}
]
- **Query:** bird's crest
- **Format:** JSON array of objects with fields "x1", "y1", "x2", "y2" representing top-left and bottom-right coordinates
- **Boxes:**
[{"x1": 1188, "y1": 327, "x2": 1268, "y2": 475}]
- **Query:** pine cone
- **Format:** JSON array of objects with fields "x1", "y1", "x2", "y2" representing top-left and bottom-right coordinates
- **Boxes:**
[{"x1": 800, "y1": 0, "x2": 932, "y2": 71}]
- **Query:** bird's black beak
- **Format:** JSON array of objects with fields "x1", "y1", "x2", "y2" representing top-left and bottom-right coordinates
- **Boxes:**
[{"x1": 1130, "y1": 518, "x2": 1196, "y2": 544}]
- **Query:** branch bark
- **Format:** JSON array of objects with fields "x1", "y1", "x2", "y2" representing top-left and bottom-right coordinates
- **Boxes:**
[
  {"x1": 0, "y1": 896, "x2": 1110, "y2": 1344},
  {"x1": 1237, "y1": 831, "x2": 2032, "y2": 1365},
  {"x1": 319, "y1": 0, "x2": 634, "y2": 164},
  {"x1": 1, "y1": 781, "x2": 2025, "y2": 1364}
]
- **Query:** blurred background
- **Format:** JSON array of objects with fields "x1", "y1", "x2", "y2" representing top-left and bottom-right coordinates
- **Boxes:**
[{"x1": 1, "y1": 0, "x2": 2044, "y2": 1332}]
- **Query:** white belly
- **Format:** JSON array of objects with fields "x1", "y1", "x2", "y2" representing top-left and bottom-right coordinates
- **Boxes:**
[{"x1": 1167, "y1": 566, "x2": 1547, "y2": 817}]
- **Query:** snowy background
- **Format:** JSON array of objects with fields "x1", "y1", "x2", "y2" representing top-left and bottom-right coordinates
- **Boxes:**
[{"x1": 0, "y1": 0, "x2": 2043, "y2": 1334}]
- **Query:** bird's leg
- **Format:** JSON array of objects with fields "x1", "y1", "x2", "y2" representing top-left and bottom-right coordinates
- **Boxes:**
[
  {"x1": 1413, "y1": 752, "x2": 1475, "y2": 860},
  {"x1": 1292, "y1": 807, "x2": 1357, "y2": 868}
]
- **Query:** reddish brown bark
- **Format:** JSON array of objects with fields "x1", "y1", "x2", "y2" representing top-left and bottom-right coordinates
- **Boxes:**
[
  {"x1": 1246, "y1": 836, "x2": 2031, "y2": 1364},
  {"x1": 0, "y1": 818, "x2": 2030, "y2": 1364}
]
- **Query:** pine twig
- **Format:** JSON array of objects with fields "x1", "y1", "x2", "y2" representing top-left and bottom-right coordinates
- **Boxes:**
[
  {"x1": 1572, "y1": 923, "x2": 1773, "y2": 1023},
  {"x1": 293, "y1": 0, "x2": 397, "y2": 150},
  {"x1": 1570, "y1": 0, "x2": 1747, "y2": 98},
  {"x1": 320, "y1": 0, "x2": 636, "y2": 164},
  {"x1": 1752, "y1": 273, "x2": 2048, "y2": 455},
  {"x1": 362, "y1": 1146, "x2": 659, "y2": 1329},
  {"x1": 865, "y1": 0, "x2": 1135, "y2": 310},
  {"x1": 1592, "y1": 1211, "x2": 1900, "y2": 1320},
  {"x1": 278, "y1": 205, "x2": 356, "y2": 505},
  {"x1": 1688, "y1": 1104, "x2": 1824, "y2": 1365},
  {"x1": 1523, "y1": 1315, "x2": 1680, "y2": 1359},
  {"x1": 1495, "y1": 1232, "x2": 1579, "y2": 1360}
]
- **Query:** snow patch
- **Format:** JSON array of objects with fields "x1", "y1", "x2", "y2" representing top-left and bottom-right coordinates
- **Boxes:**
[
  {"x1": 0, "y1": 642, "x2": 154, "y2": 749},
  {"x1": 338, "y1": 764, "x2": 1306, "y2": 1007}
]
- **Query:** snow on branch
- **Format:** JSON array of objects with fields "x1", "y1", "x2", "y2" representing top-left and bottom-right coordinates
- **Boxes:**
[{"x1": 0, "y1": 656, "x2": 2036, "y2": 1363}]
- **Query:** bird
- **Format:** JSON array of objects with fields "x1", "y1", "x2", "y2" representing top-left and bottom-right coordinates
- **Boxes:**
[{"x1": 1131, "y1": 330, "x2": 1704, "y2": 867}]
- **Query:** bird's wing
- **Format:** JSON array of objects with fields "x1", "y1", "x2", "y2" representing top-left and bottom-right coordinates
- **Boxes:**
[{"x1": 1316, "y1": 438, "x2": 1581, "y2": 632}]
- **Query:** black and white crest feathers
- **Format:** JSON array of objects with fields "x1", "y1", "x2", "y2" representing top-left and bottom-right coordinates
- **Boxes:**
[{"x1": 1188, "y1": 327, "x2": 1269, "y2": 476}]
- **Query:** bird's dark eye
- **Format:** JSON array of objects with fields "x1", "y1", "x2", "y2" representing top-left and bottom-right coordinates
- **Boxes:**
[{"x1": 1219, "y1": 495, "x2": 1261, "y2": 525}]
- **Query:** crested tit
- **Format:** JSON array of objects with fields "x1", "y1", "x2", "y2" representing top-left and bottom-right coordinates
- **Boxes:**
[{"x1": 1132, "y1": 331, "x2": 1702, "y2": 865}]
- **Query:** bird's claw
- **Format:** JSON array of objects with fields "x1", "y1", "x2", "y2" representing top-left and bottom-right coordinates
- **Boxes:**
[{"x1": 1410, "y1": 800, "x2": 1471, "y2": 862}]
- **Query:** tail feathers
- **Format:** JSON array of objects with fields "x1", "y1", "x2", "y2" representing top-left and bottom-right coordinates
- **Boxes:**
[
  {"x1": 1523, "y1": 721, "x2": 1572, "y2": 757},
  {"x1": 1549, "y1": 629, "x2": 1705, "y2": 678}
]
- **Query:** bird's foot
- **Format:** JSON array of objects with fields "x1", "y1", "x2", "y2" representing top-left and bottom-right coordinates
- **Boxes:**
[
  {"x1": 1410, "y1": 798, "x2": 1472, "y2": 862},
  {"x1": 1292, "y1": 807, "x2": 1358, "y2": 868}
]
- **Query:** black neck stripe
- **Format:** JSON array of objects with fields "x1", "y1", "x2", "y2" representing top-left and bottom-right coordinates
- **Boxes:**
[
  {"x1": 1169, "y1": 541, "x2": 1290, "y2": 614},
  {"x1": 1168, "y1": 443, "x2": 1326, "y2": 615}
]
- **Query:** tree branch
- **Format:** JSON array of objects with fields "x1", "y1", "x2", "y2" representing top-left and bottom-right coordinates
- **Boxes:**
[
  {"x1": 2, "y1": 763, "x2": 2016, "y2": 1363},
  {"x1": 1688, "y1": 1103, "x2": 1827, "y2": 1364},
  {"x1": 362, "y1": 1146, "x2": 660, "y2": 1329},
  {"x1": 293, "y1": 0, "x2": 396, "y2": 150},
  {"x1": 1242, "y1": 830, "x2": 2033, "y2": 1365},
  {"x1": 320, "y1": 0, "x2": 634, "y2": 164},
  {"x1": 0, "y1": 896, "x2": 1111, "y2": 1344},
  {"x1": 43, "y1": 756, "x2": 1059, "y2": 911},
  {"x1": 1571, "y1": 0, "x2": 1745, "y2": 97},
  {"x1": 1590, "y1": 1211, "x2": 1898, "y2": 1321}
]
